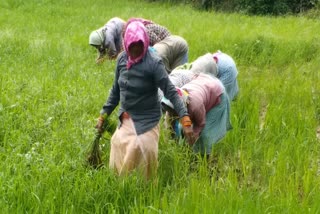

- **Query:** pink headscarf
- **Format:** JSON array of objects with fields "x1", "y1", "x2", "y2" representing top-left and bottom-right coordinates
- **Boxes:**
[
  {"x1": 124, "y1": 20, "x2": 150, "y2": 69},
  {"x1": 126, "y1": 17, "x2": 153, "y2": 27}
]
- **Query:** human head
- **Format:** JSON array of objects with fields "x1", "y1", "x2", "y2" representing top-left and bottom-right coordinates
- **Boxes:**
[
  {"x1": 125, "y1": 17, "x2": 153, "y2": 27},
  {"x1": 190, "y1": 53, "x2": 218, "y2": 77},
  {"x1": 121, "y1": 17, "x2": 153, "y2": 41},
  {"x1": 124, "y1": 20, "x2": 149, "y2": 68},
  {"x1": 89, "y1": 28, "x2": 104, "y2": 47}
]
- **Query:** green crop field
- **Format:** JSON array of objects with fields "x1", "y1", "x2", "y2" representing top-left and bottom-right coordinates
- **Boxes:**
[{"x1": 1, "y1": 0, "x2": 320, "y2": 213}]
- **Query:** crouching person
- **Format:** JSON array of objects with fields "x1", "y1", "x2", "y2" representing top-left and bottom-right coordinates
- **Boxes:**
[
  {"x1": 89, "y1": 17, "x2": 126, "y2": 63},
  {"x1": 153, "y1": 35, "x2": 189, "y2": 74},
  {"x1": 95, "y1": 21, "x2": 194, "y2": 180},
  {"x1": 161, "y1": 73, "x2": 232, "y2": 156},
  {"x1": 174, "y1": 51, "x2": 239, "y2": 101}
]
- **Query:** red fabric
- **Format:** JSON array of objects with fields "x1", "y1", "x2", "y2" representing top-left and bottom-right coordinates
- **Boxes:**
[{"x1": 121, "y1": 112, "x2": 130, "y2": 120}]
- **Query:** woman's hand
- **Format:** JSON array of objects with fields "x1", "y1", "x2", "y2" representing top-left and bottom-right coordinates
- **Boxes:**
[
  {"x1": 95, "y1": 114, "x2": 107, "y2": 133},
  {"x1": 180, "y1": 116, "x2": 196, "y2": 146}
]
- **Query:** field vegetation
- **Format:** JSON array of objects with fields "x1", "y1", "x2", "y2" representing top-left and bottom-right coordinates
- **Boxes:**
[{"x1": 1, "y1": 0, "x2": 320, "y2": 212}]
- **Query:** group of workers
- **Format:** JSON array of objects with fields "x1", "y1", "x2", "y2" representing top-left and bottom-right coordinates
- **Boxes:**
[{"x1": 90, "y1": 17, "x2": 239, "y2": 179}]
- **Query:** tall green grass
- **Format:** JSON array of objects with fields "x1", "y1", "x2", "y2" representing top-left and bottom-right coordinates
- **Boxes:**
[{"x1": 1, "y1": 0, "x2": 320, "y2": 213}]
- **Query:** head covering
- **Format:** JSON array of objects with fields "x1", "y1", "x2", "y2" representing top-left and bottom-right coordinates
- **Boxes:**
[
  {"x1": 89, "y1": 28, "x2": 104, "y2": 46},
  {"x1": 161, "y1": 87, "x2": 189, "y2": 110},
  {"x1": 122, "y1": 18, "x2": 153, "y2": 38},
  {"x1": 190, "y1": 53, "x2": 218, "y2": 77},
  {"x1": 126, "y1": 18, "x2": 153, "y2": 27},
  {"x1": 124, "y1": 20, "x2": 149, "y2": 69},
  {"x1": 212, "y1": 50, "x2": 222, "y2": 63}
]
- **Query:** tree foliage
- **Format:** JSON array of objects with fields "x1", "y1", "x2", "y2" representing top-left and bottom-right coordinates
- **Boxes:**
[{"x1": 147, "y1": 0, "x2": 319, "y2": 15}]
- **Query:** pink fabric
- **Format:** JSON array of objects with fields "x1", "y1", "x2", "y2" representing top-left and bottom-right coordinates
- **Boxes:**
[
  {"x1": 126, "y1": 17, "x2": 153, "y2": 26},
  {"x1": 176, "y1": 87, "x2": 183, "y2": 96},
  {"x1": 182, "y1": 73, "x2": 224, "y2": 138},
  {"x1": 176, "y1": 87, "x2": 189, "y2": 106},
  {"x1": 213, "y1": 51, "x2": 222, "y2": 63},
  {"x1": 124, "y1": 21, "x2": 150, "y2": 69}
]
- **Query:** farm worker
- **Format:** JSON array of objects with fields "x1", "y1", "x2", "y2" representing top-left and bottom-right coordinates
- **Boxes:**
[
  {"x1": 152, "y1": 35, "x2": 189, "y2": 74},
  {"x1": 89, "y1": 17, "x2": 126, "y2": 64},
  {"x1": 157, "y1": 53, "x2": 216, "y2": 99},
  {"x1": 161, "y1": 73, "x2": 232, "y2": 155},
  {"x1": 124, "y1": 17, "x2": 171, "y2": 46},
  {"x1": 95, "y1": 20, "x2": 195, "y2": 179},
  {"x1": 175, "y1": 51, "x2": 239, "y2": 101}
]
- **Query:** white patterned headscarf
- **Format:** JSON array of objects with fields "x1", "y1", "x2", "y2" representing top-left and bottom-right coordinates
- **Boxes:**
[{"x1": 190, "y1": 53, "x2": 218, "y2": 77}]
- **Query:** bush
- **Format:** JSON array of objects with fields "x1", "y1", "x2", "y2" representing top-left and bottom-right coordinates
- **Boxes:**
[
  {"x1": 244, "y1": 0, "x2": 317, "y2": 15},
  {"x1": 146, "y1": 0, "x2": 320, "y2": 15}
]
